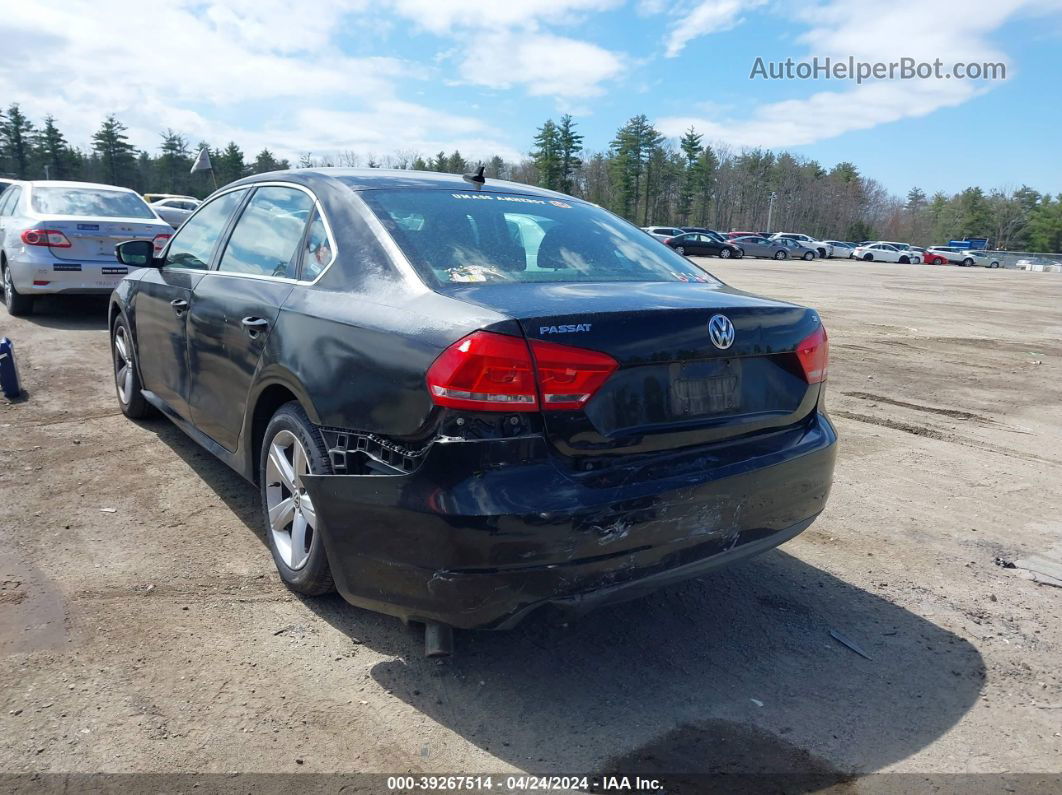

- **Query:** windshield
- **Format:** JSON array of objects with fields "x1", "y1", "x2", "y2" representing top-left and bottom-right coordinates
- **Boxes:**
[
  {"x1": 32, "y1": 187, "x2": 156, "y2": 219},
  {"x1": 358, "y1": 188, "x2": 719, "y2": 286}
]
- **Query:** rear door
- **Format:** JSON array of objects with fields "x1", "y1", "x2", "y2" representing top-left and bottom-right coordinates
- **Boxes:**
[
  {"x1": 186, "y1": 185, "x2": 315, "y2": 452},
  {"x1": 134, "y1": 189, "x2": 248, "y2": 419}
]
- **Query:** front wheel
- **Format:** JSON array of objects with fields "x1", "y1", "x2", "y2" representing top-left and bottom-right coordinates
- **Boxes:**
[
  {"x1": 261, "y1": 402, "x2": 335, "y2": 596},
  {"x1": 2, "y1": 264, "x2": 34, "y2": 316},
  {"x1": 990, "y1": 261, "x2": 1000, "y2": 268},
  {"x1": 718, "y1": 248, "x2": 732, "y2": 259},
  {"x1": 112, "y1": 316, "x2": 157, "y2": 419},
  {"x1": 962, "y1": 258, "x2": 974, "y2": 266},
  {"x1": 802, "y1": 251, "x2": 815, "y2": 261},
  {"x1": 774, "y1": 250, "x2": 787, "y2": 260},
  {"x1": 899, "y1": 256, "x2": 910, "y2": 264}
]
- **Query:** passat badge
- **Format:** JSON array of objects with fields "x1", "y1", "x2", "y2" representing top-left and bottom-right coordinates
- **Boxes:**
[{"x1": 708, "y1": 314, "x2": 735, "y2": 350}]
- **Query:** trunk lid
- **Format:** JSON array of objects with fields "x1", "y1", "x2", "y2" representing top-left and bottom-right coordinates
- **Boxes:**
[
  {"x1": 447, "y1": 281, "x2": 823, "y2": 458},
  {"x1": 38, "y1": 216, "x2": 169, "y2": 262}
]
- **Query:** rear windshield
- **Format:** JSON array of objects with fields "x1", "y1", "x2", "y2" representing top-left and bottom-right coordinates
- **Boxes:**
[
  {"x1": 32, "y1": 187, "x2": 156, "y2": 219},
  {"x1": 358, "y1": 189, "x2": 718, "y2": 286}
]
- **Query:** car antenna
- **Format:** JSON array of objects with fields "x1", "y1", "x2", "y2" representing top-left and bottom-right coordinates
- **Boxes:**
[{"x1": 463, "y1": 165, "x2": 486, "y2": 189}]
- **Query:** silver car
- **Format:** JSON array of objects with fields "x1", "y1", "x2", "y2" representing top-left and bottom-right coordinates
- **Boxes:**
[
  {"x1": 642, "y1": 226, "x2": 687, "y2": 241},
  {"x1": 731, "y1": 235, "x2": 791, "y2": 259},
  {"x1": 0, "y1": 181, "x2": 173, "y2": 315},
  {"x1": 150, "y1": 196, "x2": 200, "y2": 229}
]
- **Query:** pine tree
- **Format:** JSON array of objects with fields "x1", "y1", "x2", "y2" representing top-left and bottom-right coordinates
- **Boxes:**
[
  {"x1": 447, "y1": 151, "x2": 468, "y2": 174},
  {"x1": 557, "y1": 114, "x2": 583, "y2": 194},
  {"x1": 216, "y1": 142, "x2": 246, "y2": 185},
  {"x1": 92, "y1": 115, "x2": 137, "y2": 187},
  {"x1": 159, "y1": 130, "x2": 191, "y2": 193},
  {"x1": 1, "y1": 104, "x2": 35, "y2": 178},
  {"x1": 430, "y1": 151, "x2": 448, "y2": 172},
  {"x1": 34, "y1": 116, "x2": 71, "y2": 180},
  {"x1": 531, "y1": 119, "x2": 562, "y2": 190},
  {"x1": 485, "y1": 155, "x2": 506, "y2": 179},
  {"x1": 252, "y1": 148, "x2": 282, "y2": 174},
  {"x1": 676, "y1": 126, "x2": 702, "y2": 224}
]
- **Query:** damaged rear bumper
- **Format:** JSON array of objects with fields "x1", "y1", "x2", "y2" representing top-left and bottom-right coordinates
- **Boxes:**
[{"x1": 301, "y1": 415, "x2": 837, "y2": 630}]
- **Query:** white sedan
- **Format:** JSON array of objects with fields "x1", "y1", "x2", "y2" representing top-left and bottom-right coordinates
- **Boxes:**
[
  {"x1": 851, "y1": 242, "x2": 922, "y2": 263},
  {"x1": 0, "y1": 180, "x2": 172, "y2": 315}
]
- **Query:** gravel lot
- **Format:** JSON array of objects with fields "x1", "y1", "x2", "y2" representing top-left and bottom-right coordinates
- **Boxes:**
[{"x1": 1, "y1": 259, "x2": 1060, "y2": 784}]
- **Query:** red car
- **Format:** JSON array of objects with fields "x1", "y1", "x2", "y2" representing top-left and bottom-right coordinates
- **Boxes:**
[
  {"x1": 922, "y1": 248, "x2": 953, "y2": 265},
  {"x1": 727, "y1": 231, "x2": 759, "y2": 239}
]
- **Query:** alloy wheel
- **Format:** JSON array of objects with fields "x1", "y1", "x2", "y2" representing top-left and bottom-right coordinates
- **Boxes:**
[
  {"x1": 266, "y1": 430, "x2": 317, "y2": 571},
  {"x1": 3, "y1": 267, "x2": 11, "y2": 305},
  {"x1": 113, "y1": 326, "x2": 134, "y2": 405}
]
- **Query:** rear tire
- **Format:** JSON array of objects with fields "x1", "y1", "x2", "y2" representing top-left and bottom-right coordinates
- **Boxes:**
[
  {"x1": 675, "y1": 246, "x2": 684, "y2": 255},
  {"x1": 2, "y1": 264, "x2": 34, "y2": 317},
  {"x1": 111, "y1": 315, "x2": 158, "y2": 419},
  {"x1": 774, "y1": 250, "x2": 787, "y2": 260},
  {"x1": 260, "y1": 402, "x2": 335, "y2": 596},
  {"x1": 863, "y1": 253, "x2": 874, "y2": 261},
  {"x1": 802, "y1": 251, "x2": 815, "y2": 261}
]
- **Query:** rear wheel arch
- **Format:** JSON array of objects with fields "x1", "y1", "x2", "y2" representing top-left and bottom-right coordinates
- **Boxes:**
[{"x1": 247, "y1": 381, "x2": 320, "y2": 484}]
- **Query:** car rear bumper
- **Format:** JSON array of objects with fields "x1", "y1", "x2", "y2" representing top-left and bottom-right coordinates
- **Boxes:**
[
  {"x1": 6, "y1": 252, "x2": 139, "y2": 295},
  {"x1": 302, "y1": 413, "x2": 837, "y2": 630}
]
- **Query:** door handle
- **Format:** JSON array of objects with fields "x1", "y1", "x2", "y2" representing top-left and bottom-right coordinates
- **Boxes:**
[
  {"x1": 170, "y1": 298, "x2": 188, "y2": 315},
  {"x1": 241, "y1": 317, "x2": 269, "y2": 337}
]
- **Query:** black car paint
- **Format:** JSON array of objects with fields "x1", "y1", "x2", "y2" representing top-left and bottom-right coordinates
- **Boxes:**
[
  {"x1": 666, "y1": 233, "x2": 740, "y2": 258},
  {"x1": 110, "y1": 169, "x2": 837, "y2": 630}
]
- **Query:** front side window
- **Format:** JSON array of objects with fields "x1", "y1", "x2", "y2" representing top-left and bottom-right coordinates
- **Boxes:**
[
  {"x1": 164, "y1": 189, "x2": 247, "y2": 270},
  {"x1": 218, "y1": 187, "x2": 313, "y2": 279},
  {"x1": 32, "y1": 187, "x2": 155, "y2": 219},
  {"x1": 359, "y1": 188, "x2": 719, "y2": 286}
]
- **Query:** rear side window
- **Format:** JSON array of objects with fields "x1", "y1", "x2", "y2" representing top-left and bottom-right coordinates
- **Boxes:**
[
  {"x1": 0, "y1": 186, "x2": 20, "y2": 216},
  {"x1": 164, "y1": 189, "x2": 247, "y2": 270},
  {"x1": 359, "y1": 189, "x2": 718, "y2": 286},
  {"x1": 31, "y1": 187, "x2": 155, "y2": 219},
  {"x1": 301, "y1": 212, "x2": 333, "y2": 281},
  {"x1": 218, "y1": 187, "x2": 313, "y2": 279}
]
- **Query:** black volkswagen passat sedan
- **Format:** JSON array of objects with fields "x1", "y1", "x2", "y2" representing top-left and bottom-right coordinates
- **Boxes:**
[{"x1": 110, "y1": 169, "x2": 836, "y2": 651}]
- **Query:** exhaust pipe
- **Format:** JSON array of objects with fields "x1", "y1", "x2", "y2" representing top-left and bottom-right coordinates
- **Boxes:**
[{"x1": 424, "y1": 622, "x2": 454, "y2": 657}]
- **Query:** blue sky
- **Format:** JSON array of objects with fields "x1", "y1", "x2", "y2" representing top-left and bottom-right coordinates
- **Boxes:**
[{"x1": 3, "y1": 0, "x2": 1061, "y2": 197}]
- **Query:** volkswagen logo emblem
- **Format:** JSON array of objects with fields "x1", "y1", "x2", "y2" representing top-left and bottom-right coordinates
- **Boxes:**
[{"x1": 708, "y1": 314, "x2": 735, "y2": 349}]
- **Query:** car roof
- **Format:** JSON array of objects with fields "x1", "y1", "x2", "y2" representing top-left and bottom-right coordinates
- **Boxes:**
[
  {"x1": 24, "y1": 180, "x2": 142, "y2": 194},
  {"x1": 228, "y1": 167, "x2": 577, "y2": 201}
]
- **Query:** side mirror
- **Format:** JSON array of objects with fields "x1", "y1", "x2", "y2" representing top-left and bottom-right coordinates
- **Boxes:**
[{"x1": 115, "y1": 239, "x2": 159, "y2": 268}]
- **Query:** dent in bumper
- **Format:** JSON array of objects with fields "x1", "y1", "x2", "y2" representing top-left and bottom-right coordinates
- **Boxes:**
[{"x1": 302, "y1": 419, "x2": 837, "y2": 629}]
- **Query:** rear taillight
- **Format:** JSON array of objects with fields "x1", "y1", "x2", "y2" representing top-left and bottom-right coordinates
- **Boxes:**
[
  {"x1": 152, "y1": 234, "x2": 172, "y2": 254},
  {"x1": 21, "y1": 229, "x2": 71, "y2": 248},
  {"x1": 426, "y1": 331, "x2": 619, "y2": 412},
  {"x1": 662, "y1": 238, "x2": 672, "y2": 245},
  {"x1": 796, "y1": 325, "x2": 829, "y2": 383},
  {"x1": 528, "y1": 338, "x2": 618, "y2": 410},
  {"x1": 426, "y1": 331, "x2": 539, "y2": 411}
]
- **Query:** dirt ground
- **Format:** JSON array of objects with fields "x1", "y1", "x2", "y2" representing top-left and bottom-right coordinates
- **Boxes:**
[{"x1": 1, "y1": 259, "x2": 1060, "y2": 786}]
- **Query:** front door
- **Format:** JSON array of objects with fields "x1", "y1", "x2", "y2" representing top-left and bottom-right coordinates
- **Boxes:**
[
  {"x1": 134, "y1": 188, "x2": 248, "y2": 418},
  {"x1": 187, "y1": 185, "x2": 314, "y2": 452}
]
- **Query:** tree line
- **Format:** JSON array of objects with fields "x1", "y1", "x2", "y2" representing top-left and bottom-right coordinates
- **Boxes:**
[{"x1": 2, "y1": 104, "x2": 1060, "y2": 252}]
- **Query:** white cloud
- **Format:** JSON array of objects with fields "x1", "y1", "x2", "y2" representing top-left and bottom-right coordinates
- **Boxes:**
[
  {"x1": 658, "y1": 0, "x2": 1058, "y2": 148},
  {"x1": 664, "y1": 0, "x2": 765, "y2": 57},
  {"x1": 387, "y1": 0, "x2": 622, "y2": 34},
  {"x1": 458, "y1": 32, "x2": 625, "y2": 98},
  {"x1": 0, "y1": 0, "x2": 521, "y2": 164}
]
